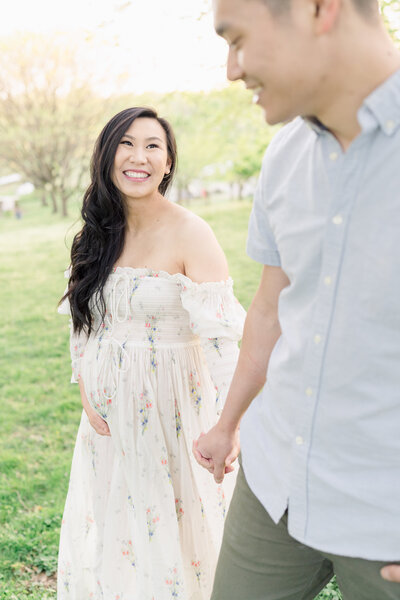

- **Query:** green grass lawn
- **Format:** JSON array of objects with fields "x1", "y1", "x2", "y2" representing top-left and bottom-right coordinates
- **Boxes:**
[{"x1": 0, "y1": 195, "x2": 341, "y2": 599}]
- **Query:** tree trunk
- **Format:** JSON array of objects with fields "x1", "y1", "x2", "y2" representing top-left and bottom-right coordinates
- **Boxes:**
[
  {"x1": 61, "y1": 194, "x2": 68, "y2": 217},
  {"x1": 41, "y1": 192, "x2": 48, "y2": 207},
  {"x1": 229, "y1": 182, "x2": 235, "y2": 201},
  {"x1": 237, "y1": 181, "x2": 243, "y2": 201},
  {"x1": 50, "y1": 190, "x2": 58, "y2": 213}
]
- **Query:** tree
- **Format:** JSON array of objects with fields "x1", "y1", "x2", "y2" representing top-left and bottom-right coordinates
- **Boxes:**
[
  {"x1": 380, "y1": 0, "x2": 400, "y2": 46},
  {"x1": 0, "y1": 33, "x2": 109, "y2": 216},
  {"x1": 116, "y1": 85, "x2": 277, "y2": 203},
  {"x1": 204, "y1": 86, "x2": 277, "y2": 199}
]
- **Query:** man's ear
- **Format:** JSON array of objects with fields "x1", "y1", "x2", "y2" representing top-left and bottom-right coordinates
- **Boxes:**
[{"x1": 313, "y1": 0, "x2": 341, "y2": 34}]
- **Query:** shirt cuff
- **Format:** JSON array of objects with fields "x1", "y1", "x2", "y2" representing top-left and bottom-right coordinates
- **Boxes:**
[{"x1": 246, "y1": 244, "x2": 281, "y2": 266}]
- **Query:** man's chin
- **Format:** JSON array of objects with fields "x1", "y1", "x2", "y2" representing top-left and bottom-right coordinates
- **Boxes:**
[
  {"x1": 261, "y1": 106, "x2": 283, "y2": 126},
  {"x1": 261, "y1": 105, "x2": 298, "y2": 126}
]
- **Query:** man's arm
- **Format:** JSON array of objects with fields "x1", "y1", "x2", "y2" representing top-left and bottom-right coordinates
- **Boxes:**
[{"x1": 193, "y1": 264, "x2": 289, "y2": 483}]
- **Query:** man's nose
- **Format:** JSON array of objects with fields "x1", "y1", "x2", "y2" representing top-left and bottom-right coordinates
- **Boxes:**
[{"x1": 227, "y1": 48, "x2": 244, "y2": 82}]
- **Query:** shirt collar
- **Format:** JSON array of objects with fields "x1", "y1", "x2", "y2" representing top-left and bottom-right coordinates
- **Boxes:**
[
  {"x1": 303, "y1": 67, "x2": 400, "y2": 137},
  {"x1": 303, "y1": 116, "x2": 329, "y2": 135},
  {"x1": 362, "y1": 67, "x2": 400, "y2": 136}
]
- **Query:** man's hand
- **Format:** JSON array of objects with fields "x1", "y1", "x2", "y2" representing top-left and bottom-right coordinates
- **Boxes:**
[
  {"x1": 381, "y1": 565, "x2": 400, "y2": 583},
  {"x1": 193, "y1": 425, "x2": 240, "y2": 484}
]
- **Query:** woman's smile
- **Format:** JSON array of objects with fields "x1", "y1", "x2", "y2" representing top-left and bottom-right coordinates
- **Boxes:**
[{"x1": 123, "y1": 169, "x2": 151, "y2": 181}]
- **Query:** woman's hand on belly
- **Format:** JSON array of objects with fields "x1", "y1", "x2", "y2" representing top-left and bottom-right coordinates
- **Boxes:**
[
  {"x1": 85, "y1": 405, "x2": 111, "y2": 436},
  {"x1": 79, "y1": 378, "x2": 111, "y2": 437}
]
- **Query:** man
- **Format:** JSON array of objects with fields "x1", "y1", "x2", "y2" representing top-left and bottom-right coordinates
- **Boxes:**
[{"x1": 193, "y1": 0, "x2": 400, "y2": 598}]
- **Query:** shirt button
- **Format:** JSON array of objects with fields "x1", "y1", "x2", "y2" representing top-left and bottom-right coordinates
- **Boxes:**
[
  {"x1": 386, "y1": 120, "x2": 395, "y2": 133},
  {"x1": 329, "y1": 152, "x2": 338, "y2": 161},
  {"x1": 332, "y1": 215, "x2": 343, "y2": 225},
  {"x1": 305, "y1": 387, "x2": 313, "y2": 396},
  {"x1": 324, "y1": 276, "x2": 332, "y2": 286},
  {"x1": 314, "y1": 334, "x2": 322, "y2": 344},
  {"x1": 296, "y1": 436, "x2": 304, "y2": 445}
]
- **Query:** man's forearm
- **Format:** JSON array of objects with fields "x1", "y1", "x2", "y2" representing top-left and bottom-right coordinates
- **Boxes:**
[
  {"x1": 218, "y1": 296, "x2": 281, "y2": 432},
  {"x1": 193, "y1": 265, "x2": 288, "y2": 480}
]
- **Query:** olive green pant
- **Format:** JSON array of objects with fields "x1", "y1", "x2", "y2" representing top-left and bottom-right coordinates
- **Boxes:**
[{"x1": 211, "y1": 466, "x2": 400, "y2": 600}]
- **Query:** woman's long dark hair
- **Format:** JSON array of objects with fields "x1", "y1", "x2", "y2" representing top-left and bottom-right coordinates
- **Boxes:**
[{"x1": 61, "y1": 107, "x2": 178, "y2": 335}]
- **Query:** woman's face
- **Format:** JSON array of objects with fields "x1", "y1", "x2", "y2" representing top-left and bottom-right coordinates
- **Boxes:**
[{"x1": 112, "y1": 117, "x2": 172, "y2": 202}]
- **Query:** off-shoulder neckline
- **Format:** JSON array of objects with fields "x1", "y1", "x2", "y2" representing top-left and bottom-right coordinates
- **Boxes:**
[{"x1": 111, "y1": 266, "x2": 233, "y2": 288}]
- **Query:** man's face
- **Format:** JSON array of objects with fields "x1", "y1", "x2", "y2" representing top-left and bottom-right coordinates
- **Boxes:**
[{"x1": 213, "y1": 0, "x2": 322, "y2": 125}]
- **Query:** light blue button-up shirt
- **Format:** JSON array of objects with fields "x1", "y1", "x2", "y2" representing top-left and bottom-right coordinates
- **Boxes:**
[{"x1": 242, "y1": 69, "x2": 400, "y2": 561}]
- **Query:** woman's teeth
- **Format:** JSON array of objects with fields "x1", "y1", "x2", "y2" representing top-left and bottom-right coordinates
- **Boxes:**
[{"x1": 124, "y1": 171, "x2": 150, "y2": 179}]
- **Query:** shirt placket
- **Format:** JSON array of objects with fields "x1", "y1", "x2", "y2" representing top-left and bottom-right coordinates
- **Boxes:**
[{"x1": 288, "y1": 133, "x2": 372, "y2": 540}]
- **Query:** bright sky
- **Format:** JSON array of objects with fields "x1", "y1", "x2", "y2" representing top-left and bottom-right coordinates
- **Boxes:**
[{"x1": 1, "y1": 0, "x2": 230, "y2": 93}]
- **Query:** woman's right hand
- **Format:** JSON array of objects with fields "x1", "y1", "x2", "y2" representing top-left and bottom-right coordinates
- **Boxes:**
[
  {"x1": 79, "y1": 378, "x2": 111, "y2": 437},
  {"x1": 85, "y1": 405, "x2": 111, "y2": 436}
]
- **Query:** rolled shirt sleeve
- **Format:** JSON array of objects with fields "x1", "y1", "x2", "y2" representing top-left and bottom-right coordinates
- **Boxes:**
[{"x1": 246, "y1": 155, "x2": 281, "y2": 267}]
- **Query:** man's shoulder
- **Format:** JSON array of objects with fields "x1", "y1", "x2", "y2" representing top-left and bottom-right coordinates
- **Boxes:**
[{"x1": 261, "y1": 117, "x2": 314, "y2": 168}]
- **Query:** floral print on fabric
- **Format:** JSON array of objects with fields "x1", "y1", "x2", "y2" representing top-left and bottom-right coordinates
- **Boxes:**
[
  {"x1": 165, "y1": 567, "x2": 183, "y2": 599},
  {"x1": 175, "y1": 498, "x2": 184, "y2": 522},
  {"x1": 145, "y1": 315, "x2": 159, "y2": 372},
  {"x1": 57, "y1": 269, "x2": 245, "y2": 599},
  {"x1": 121, "y1": 540, "x2": 136, "y2": 568},
  {"x1": 146, "y1": 507, "x2": 160, "y2": 540},
  {"x1": 189, "y1": 371, "x2": 202, "y2": 415},
  {"x1": 139, "y1": 391, "x2": 152, "y2": 435}
]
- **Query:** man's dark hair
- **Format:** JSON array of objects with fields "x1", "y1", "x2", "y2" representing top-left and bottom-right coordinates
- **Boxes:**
[
  {"x1": 259, "y1": 0, "x2": 378, "y2": 19},
  {"x1": 351, "y1": 0, "x2": 379, "y2": 17},
  {"x1": 260, "y1": 0, "x2": 290, "y2": 16}
]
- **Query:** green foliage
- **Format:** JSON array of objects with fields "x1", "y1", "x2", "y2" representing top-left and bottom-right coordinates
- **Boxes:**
[
  {"x1": 0, "y1": 43, "x2": 276, "y2": 212},
  {"x1": 0, "y1": 195, "x2": 340, "y2": 599},
  {"x1": 380, "y1": 0, "x2": 400, "y2": 46},
  {"x1": 0, "y1": 1, "x2": 398, "y2": 221},
  {"x1": 110, "y1": 85, "x2": 278, "y2": 201}
]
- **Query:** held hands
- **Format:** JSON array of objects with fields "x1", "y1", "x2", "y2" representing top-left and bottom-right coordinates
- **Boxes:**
[{"x1": 193, "y1": 424, "x2": 240, "y2": 484}]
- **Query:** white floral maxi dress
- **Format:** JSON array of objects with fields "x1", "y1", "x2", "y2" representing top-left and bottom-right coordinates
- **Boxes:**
[{"x1": 57, "y1": 268, "x2": 245, "y2": 600}]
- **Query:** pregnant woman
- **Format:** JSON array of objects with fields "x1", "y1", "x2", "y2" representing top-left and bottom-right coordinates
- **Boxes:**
[{"x1": 57, "y1": 107, "x2": 245, "y2": 600}]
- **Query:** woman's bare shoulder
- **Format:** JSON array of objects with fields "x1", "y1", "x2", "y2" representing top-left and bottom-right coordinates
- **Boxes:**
[
  {"x1": 167, "y1": 203, "x2": 214, "y2": 239},
  {"x1": 166, "y1": 204, "x2": 228, "y2": 282}
]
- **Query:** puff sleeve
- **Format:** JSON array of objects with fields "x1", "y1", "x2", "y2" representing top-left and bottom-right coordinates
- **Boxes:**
[
  {"x1": 58, "y1": 273, "x2": 89, "y2": 384},
  {"x1": 179, "y1": 276, "x2": 246, "y2": 414}
]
